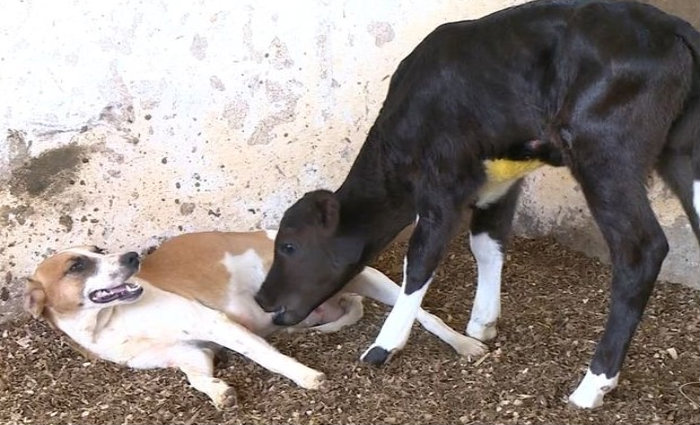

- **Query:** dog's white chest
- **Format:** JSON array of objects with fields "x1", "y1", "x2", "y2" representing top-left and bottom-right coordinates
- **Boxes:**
[{"x1": 220, "y1": 250, "x2": 274, "y2": 334}]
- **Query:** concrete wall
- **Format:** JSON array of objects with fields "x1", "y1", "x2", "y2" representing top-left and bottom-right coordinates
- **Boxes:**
[
  {"x1": 1, "y1": 0, "x2": 697, "y2": 321},
  {"x1": 0, "y1": 0, "x2": 530, "y2": 321}
]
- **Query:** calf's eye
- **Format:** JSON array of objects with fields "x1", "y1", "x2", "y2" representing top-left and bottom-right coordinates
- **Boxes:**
[{"x1": 279, "y1": 243, "x2": 296, "y2": 255}]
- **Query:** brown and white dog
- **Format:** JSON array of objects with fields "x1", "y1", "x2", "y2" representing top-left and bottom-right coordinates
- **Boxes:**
[{"x1": 24, "y1": 230, "x2": 486, "y2": 408}]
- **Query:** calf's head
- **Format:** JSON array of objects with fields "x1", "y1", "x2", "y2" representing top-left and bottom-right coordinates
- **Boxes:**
[{"x1": 255, "y1": 190, "x2": 364, "y2": 326}]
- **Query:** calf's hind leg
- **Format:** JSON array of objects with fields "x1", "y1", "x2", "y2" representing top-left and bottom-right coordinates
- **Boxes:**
[
  {"x1": 694, "y1": 149, "x2": 700, "y2": 232},
  {"x1": 467, "y1": 181, "x2": 522, "y2": 341},
  {"x1": 568, "y1": 145, "x2": 669, "y2": 408},
  {"x1": 656, "y1": 152, "x2": 700, "y2": 242}
]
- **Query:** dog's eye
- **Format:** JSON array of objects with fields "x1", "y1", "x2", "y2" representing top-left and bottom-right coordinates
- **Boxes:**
[
  {"x1": 69, "y1": 258, "x2": 86, "y2": 273},
  {"x1": 279, "y1": 243, "x2": 296, "y2": 255}
]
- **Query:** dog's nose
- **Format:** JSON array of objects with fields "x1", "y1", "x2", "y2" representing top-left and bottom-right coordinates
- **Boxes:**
[{"x1": 119, "y1": 252, "x2": 140, "y2": 270}]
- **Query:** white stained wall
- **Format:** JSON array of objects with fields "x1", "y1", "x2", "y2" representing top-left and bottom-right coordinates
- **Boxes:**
[
  {"x1": 1, "y1": 0, "x2": 696, "y2": 321},
  {"x1": 0, "y1": 0, "x2": 531, "y2": 319}
]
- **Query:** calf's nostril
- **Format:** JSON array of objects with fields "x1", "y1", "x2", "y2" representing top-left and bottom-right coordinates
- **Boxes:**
[
  {"x1": 254, "y1": 293, "x2": 271, "y2": 311},
  {"x1": 272, "y1": 306, "x2": 287, "y2": 326}
]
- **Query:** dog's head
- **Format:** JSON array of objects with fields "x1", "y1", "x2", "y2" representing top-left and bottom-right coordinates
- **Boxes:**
[{"x1": 25, "y1": 246, "x2": 144, "y2": 319}]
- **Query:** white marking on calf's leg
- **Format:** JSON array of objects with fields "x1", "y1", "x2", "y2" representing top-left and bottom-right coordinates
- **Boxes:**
[
  {"x1": 346, "y1": 267, "x2": 487, "y2": 358},
  {"x1": 361, "y1": 257, "x2": 431, "y2": 362},
  {"x1": 568, "y1": 368, "x2": 619, "y2": 409},
  {"x1": 466, "y1": 232, "x2": 503, "y2": 341}
]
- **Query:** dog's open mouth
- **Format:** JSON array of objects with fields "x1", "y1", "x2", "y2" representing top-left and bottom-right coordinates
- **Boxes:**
[{"x1": 88, "y1": 283, "x2": 143, "y2": 303}]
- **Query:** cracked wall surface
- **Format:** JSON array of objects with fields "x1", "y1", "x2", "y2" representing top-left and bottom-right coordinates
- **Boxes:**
[{"x1": 1, "y1": 0, "x2": 698, "y2": 321}]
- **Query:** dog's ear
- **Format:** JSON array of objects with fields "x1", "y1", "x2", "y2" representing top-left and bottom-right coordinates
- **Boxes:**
[{"x1": 24, "y1": 278, "x2": 46, "y2": 319}]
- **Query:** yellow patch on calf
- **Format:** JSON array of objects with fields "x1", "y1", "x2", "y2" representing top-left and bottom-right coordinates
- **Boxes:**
[
  {"x1": 476, "y1": 159, "x2": 544, "y2": 208},
  {"x1": 484, "y1": 159, "x2": 544, "y2": 183}
]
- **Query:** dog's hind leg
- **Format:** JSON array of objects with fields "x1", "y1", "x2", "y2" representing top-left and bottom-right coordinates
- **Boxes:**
[
  {"x1": 658, "y1": 88, "x2": 700, "y2": 245},
  {"x1": 302, "y1": 293, "x2": 364, "y2": 333},
  {"x1": 196, "y1": 311, "x2": 326, "y2": 390},
  {"x1": 169, "y1": 345, "x2": 237, "y2": 409},
  {"x1": 567, "y1": 148, "x2": 669, "y2": 409},
  {"x1": 466, "y1": 181, "x2": 522, "y2": 341}
]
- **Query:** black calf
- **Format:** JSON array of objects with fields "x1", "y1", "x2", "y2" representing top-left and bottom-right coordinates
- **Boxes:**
[{"x1": 256, "y1": 0, "x2": 700, "y2": 408}]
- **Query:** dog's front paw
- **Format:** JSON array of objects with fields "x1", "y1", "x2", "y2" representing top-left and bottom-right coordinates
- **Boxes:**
[
  {"x1": 452, "y1": 335, "x2": 488, "y2": 359},
  {"x1": 213, "y1": 387, "x2": 238, "y2": 410},
  {"x1": 360, "y1": 344, "x2": 395, "y2": 366},
  {"x1": 296, "y1": 370, "x2": 326, "y2": 390}
]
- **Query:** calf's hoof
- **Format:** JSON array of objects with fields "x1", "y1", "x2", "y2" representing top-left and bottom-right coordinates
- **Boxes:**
[
  {"x1": 567, "y1": 389, "x2": 605, "y2": 409},
  {"x1": 567, "y1": 369, "x2": 618, "y2": 409},
  {"x1": 360, "y1": 345, "x2": 395, "y2": 366}
]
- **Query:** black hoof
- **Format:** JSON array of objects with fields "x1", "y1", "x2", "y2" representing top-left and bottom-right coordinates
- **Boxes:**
[{"x1": 362, "y1": 346, "x2": 391, "y2": 365}]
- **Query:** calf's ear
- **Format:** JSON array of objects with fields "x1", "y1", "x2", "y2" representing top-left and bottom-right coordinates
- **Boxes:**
[{"x1": 308, "y1": 190, "x2": 340, "y2": 235}]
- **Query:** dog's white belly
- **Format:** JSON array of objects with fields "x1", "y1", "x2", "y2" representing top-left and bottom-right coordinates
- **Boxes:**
[
  {"x1": 115, "y1": 340, "x2": 187, "y2": 369},
  {"x1": 61, "y1": 249, "x2": 276, "y2": 367},
  {"x1": 66, "y1": 287, "x2": 214, "y2": 366}
]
